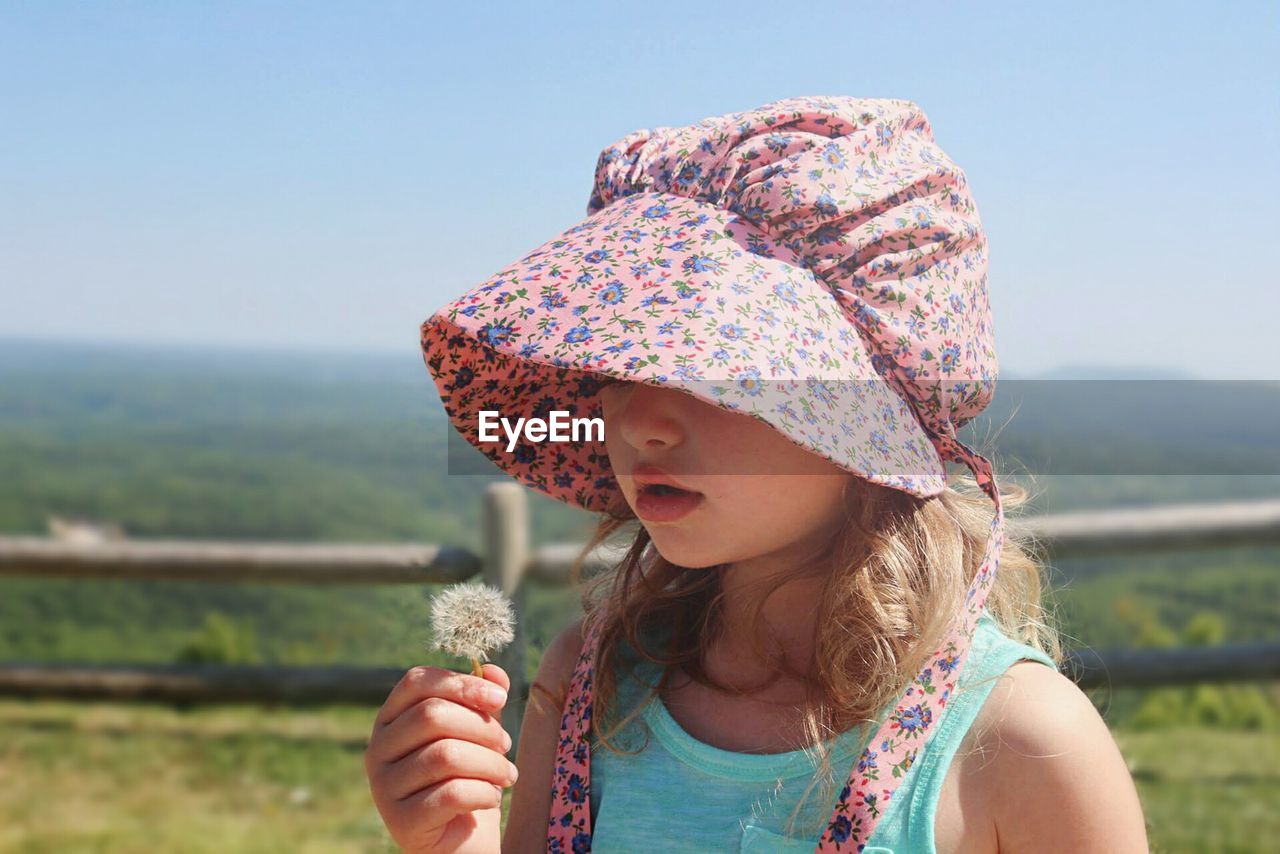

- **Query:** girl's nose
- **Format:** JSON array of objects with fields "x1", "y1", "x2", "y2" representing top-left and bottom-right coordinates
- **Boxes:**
[{"x1": 604, "y1": 383, "x2": 688, "y2": 452}]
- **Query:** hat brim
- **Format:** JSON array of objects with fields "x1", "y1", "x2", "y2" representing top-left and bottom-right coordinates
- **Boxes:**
[{"x1": 419, "y1": 190, "x2": 946, "y2": 513}]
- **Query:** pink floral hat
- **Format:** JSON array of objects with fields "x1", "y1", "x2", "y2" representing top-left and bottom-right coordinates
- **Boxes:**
[{"x1": 420, "y1": 95, "x2": 1006, "y2": 852}]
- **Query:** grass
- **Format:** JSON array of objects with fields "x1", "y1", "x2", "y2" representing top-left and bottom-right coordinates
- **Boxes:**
[
  {"x1": 1116, "y1": 727, "x2": 1279, "y2": 854},
  {"x1": 0, "y1": 699, "x2": 1274, "y2": 852},
  {"x1": 0, "y1": 699, "x2": 397, "y2": 853}
]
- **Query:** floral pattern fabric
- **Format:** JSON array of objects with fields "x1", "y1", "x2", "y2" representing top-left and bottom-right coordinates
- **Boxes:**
[{"x1": 419, "y1": 95, "x2": 1005, "y2": 852}]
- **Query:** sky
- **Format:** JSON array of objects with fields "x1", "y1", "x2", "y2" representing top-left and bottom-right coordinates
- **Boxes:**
[{"x1": 2, "y1": 0, "x2": 1277, "y2": 379}]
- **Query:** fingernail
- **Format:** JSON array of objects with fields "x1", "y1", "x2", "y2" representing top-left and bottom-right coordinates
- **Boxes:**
[
  {"x1": 486, "y1": 685, "x2": 508, "y2": 707},
  {"x1": 502, "y1": 729, "x2": 513, "y2": 751}
]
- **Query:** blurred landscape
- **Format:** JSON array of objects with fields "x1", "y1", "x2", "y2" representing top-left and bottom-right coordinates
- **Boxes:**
[{"x1": 1, "y1": 336, "x2": 1277, "y2": 852}]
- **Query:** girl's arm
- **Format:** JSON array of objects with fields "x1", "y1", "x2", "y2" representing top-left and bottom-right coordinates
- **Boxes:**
[
  {"x1": 500, "y1": 617, "x2": 587, "y2": 852},
  {"x1": 983, "y1": 662, "x2": 1150, "y2": 853}
]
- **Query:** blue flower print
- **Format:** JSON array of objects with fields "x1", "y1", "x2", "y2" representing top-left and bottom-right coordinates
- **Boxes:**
[
  {"x1": 736, "y1": 368, "x2": 763, "y2": 396},
  {"x1": 892, "y1": 703, "x2": 932, "y2": 736},
  {"x1": 830, "y1": 815, "x2": 853, "y2": 843},
  {"x1": 674, "y1": 162, "x2": 703, "y2": 191},
  {"x1": 683, "y1": 254, "x2": 723, "y2": 275},
  {"x1": 821, "y1": 141, "x2": 847, "y2": 169},
  {"x1": 674, "y1": 364, "x2": 705, "y2": 382},
  {"x1": 810, "y1": 221, "x2": 842, "y2": 247},
  {"x1": 870, "y1": 429, "x2": 890, "y2": 457},
  {"x1": 814, "y1": 190, "x2": 839, "y2": 218},
  {"x1": 876, "y1": 120, "x2": 894, "y2": 146},
  {"x1": 740, "y1": 206, "x2": 770, "y2": 229},
  {"x1": 541, "y1": 291, "x2": 569, "y2": 310},
  {"x1": 940, "y1": 341, "x2": 961, "y2": 373},
  {"x1": 772, "y1": 281, "x2": 799, "y2": 307},
  {"x1": 597, "y1": 282, "x2": 626, "y2": 305},
  {"x1": 481, "y1": 322, "x2": 515, "y2": 348}
]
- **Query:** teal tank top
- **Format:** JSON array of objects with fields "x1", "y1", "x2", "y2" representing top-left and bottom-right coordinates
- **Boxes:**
[{"x1": 587, "y1": 610, "x2": 1057, "y2": 852}]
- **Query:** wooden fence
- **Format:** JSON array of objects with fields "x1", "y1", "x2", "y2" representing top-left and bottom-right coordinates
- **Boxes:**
[{"x1": 2, "y1": 487, "x2": 1279, "y2": 752}]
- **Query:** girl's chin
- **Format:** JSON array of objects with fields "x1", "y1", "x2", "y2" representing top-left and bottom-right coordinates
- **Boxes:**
[{"x1": 644, "y1": 532, "x2": 728, "y2": 570}]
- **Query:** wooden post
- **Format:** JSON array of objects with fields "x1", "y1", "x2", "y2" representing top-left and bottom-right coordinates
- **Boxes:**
[{"x1": 481, "y1": 482, "x2": 529, "y2": 757}]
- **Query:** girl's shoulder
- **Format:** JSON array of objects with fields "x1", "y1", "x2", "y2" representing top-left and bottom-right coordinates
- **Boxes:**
[{"x1": 957, "y1": 632, "x2": 1149, "y2": 852}]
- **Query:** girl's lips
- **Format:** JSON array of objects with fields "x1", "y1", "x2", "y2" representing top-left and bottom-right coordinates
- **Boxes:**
[
  {"x1": 634, "y1": 485, "x2": 705, "y2": 522},
  {"x1": 630, "y1": 463, "x2": 698, "y2": 493}
]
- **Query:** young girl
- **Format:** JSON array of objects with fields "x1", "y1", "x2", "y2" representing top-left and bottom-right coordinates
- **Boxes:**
[{"x1": 397, "y1": 96, "x2": 1149, "y2": 852}]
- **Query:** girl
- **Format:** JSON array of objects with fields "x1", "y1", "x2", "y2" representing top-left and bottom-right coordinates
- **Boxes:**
[
  {"x1": 397, "y1": 95, "x2": 1149, "y2": 851},
  {"x1": 501, "y1": 381, "x2": 1148, "y2": 852}
]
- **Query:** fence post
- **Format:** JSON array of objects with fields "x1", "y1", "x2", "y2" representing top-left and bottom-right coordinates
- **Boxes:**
[{"x1": 482, "y1": 482, "x2": 529, "y2": 758}]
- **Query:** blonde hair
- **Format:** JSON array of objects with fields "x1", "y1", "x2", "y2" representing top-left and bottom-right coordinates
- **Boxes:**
[{"x1": 566, "y1": 468, "x2": 1062, "y2": 837}]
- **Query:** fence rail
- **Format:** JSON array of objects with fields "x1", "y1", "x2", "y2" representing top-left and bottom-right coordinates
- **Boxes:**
[{"x1": 2, "y1": 490, "x2": 1279, "y2": 751}]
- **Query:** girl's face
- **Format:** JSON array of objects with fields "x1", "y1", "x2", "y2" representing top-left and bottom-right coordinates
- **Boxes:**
[{"x1": 598, "y1": 379, "x2": 855, "y2": 570}]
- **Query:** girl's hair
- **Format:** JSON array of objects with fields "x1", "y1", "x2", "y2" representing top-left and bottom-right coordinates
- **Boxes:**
[{"x1": 564, "y1": 468, "x2": 1063, "y2": 837}]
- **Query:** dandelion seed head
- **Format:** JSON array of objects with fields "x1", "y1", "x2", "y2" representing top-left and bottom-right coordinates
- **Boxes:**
[{"x1": 428, "y1": 581, "x2": 516, "y2": 662}]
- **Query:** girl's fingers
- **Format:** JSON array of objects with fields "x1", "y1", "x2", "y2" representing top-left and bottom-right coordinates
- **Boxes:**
[
  {"x1": 398, "y1": 776, "x2": 505, "y2": 825},
  {"x1": 370, "y1": 695, "x2": 511, "y2": 766},
  {"x1": 387, "y1": 737, "x2": 520, "y2": 803},
  {"x1": 375, "y1": 665, "x2": 508, "y2": 729},
  {"x1": 478, "y1": 662, "x2": 511, "y2": 695}
]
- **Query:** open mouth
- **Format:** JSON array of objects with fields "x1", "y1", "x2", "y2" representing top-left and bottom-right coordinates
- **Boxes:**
[
  {"x1": 634, "y1": 481, "x2": 704, "y2": 522},
  {"x1": 640, "y1": 483, "x2": 698, "y2": 497}
]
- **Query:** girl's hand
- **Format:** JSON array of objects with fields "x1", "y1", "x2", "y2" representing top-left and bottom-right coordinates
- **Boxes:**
[{"x1": 365, "y1": 663, "x2": 517, "y2": 853}]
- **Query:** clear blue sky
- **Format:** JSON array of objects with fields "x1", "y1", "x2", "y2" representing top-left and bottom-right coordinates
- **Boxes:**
[{"x1": 3, "y1": 1, "x2": 1276, "y2": 379}]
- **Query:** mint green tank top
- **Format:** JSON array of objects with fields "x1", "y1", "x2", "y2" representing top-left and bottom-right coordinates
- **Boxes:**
[{"x1": 587, "y1": 611, "x2": 1057, "y2": 852}]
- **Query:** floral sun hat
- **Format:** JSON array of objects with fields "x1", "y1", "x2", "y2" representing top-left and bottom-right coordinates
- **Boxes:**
[{"x1": 420, "y1": 95, "x2": 1006, "y2": 852}]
